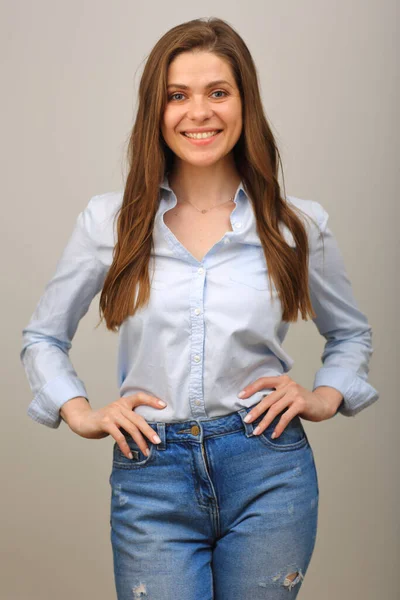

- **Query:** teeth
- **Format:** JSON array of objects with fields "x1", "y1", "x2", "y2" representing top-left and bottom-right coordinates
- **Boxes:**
[{"x1": 184, "y1": 130, "x2": 220, "y2": 139}]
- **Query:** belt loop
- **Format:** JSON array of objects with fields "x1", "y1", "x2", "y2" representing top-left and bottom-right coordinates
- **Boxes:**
[
  {"x1": 156, "y1": 422, "x2": 166, "y2": 450},
  {"x1": 238, "y1": 407, "x2": 255, "y2": 437}
]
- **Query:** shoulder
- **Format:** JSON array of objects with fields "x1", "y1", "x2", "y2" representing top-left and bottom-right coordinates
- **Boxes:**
[
  {"x1": 85, "y1": 190, "x2": 124, "y2": 226},
  {"x1": 274, "y1": 195, "x2": 330, "y2": 250},
  {"x1": 286, "y1": 195, "x2": 329, "y2": 232},
  {"x1": 82, "y1": 190, "x2": 123, "y2": 247}
]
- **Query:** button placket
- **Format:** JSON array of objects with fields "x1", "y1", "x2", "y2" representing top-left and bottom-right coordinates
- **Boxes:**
[{"x1": 189, "y1": 265, "x2": 206, "y2": 415}]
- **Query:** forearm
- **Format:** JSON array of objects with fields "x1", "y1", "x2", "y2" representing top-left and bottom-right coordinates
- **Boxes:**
[
  {"x1": 313, "y1": 386, "x2": 344, "y2": 415},
  {"x1": 60, "y1": 396, "x2": 92, "y2": 426}
]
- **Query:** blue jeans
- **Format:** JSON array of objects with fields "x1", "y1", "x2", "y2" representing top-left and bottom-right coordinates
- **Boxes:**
[{"x1": 109, "y1": 402, "x2": 319, "y2": 599}]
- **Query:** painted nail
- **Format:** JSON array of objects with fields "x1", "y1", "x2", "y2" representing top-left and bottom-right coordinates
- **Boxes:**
[
  {"x1": 253, "y1": 426, "x2": 261, "y2": 435},
  {"x1": 237, "y1": 390, "x2": 246, "y2": 398},
  {"x1": 243, "y1": 414, "x2": 252, "y2": 422}
]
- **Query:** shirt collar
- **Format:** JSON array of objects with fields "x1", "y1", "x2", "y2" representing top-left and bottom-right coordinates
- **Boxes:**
[
  {"x1": 159, "y1": 173, "x2": 246, "y2": 196},
  {"x1": 158, "y1": 174, "x2": 295, "y2": 248}
]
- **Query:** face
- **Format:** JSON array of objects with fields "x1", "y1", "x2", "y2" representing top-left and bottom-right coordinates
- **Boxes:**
[{"x1": 161, "y1": 51, "x2": 243, "y2": 169}]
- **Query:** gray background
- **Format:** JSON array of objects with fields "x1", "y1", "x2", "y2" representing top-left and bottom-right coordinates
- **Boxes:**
[{"x1": 3, "y1": 1, "x2": 397, "y2": 598}]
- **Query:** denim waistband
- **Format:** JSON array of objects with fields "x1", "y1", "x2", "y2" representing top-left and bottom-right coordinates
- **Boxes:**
[{"x1": 142, "y1": 401, "x2": 270, "y2": 449}]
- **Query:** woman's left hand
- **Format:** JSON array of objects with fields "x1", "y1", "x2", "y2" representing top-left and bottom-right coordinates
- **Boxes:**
[{"x1": 240, "y1": 375, "x2": 338, "y2": 438}]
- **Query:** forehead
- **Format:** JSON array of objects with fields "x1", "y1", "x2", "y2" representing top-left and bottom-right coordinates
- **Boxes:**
[{"x1": 167, "y1": 51, "x2": 234, "y2": 86}]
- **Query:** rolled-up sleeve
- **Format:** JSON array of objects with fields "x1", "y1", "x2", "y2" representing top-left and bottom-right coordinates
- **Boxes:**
[
  {"x1": 308, "y1": 202, "x2": 379, "y2": 417},
  {"x1": 20, "y1": 196, "x2": 108, "y2": 429}
]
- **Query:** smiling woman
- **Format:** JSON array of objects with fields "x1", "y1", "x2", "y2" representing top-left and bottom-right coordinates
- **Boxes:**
[
  {"x1": 20, "y1": 14, "x2": 379, "y2": 600},
  {"x1": 161, "y1": 51, "x2": 243, "y2": 162}
]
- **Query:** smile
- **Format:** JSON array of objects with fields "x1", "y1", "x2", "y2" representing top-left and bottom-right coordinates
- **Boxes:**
[{"x1": 180, "y1": 130, "x2": 223, "y2": 145}]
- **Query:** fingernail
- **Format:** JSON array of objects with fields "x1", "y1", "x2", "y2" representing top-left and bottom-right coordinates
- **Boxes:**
[
  {"x1": 243, "y1": 414, "x2": 252, "y2": 422},
  {"x1": 153, "y1": 434, "x2": 161, "y2": 444},
  {"x1": 158, "y1": 400, "x2": 167, "y2": 407},
  {"x1": 271, "y1": 431, "x2": 277, "y2": 439},
  {"x1": 253, "y1": 426, "x2": 261, "y2": 435},
  {"x1": 237, "y1": 390, "x2": 246, "y2": 398},
  {"x1": 128, "y1": 452, "x2": 133, "y2": 459}
]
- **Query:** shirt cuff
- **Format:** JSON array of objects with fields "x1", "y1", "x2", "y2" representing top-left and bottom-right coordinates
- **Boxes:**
[
  {"x1": 312, "y1": 367, "x2": 379, "y2": 417},
  {"x1": 27, "y1": 375, "x2": 89, "y2": 429}
]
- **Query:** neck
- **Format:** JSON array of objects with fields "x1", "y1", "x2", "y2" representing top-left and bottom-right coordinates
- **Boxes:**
[{"x1": 168, "y1": 162, "x2": 241, "y2": 210}]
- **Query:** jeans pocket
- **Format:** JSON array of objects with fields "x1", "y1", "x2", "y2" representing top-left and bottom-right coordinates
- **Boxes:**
[
  {"x1": 112, "y1": 436, "x2": 156, "y2": 470},
  {"x1": 252, "y1": 408, "x2": 308, "y2": 451}
]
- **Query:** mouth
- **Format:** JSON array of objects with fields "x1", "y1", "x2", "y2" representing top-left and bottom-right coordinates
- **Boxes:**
[{"x1": 180, "y1": 130, "x2": 223, "y2": 145}]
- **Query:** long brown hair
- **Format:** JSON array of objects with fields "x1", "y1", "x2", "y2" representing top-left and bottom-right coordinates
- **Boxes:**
[{"x1": 97, "y1": 17, "x2": 321, "y2": 332}]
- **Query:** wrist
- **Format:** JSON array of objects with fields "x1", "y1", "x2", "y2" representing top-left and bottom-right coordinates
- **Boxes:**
[
  {"x1": 60, "y1": 396, "x2": 92, "y2": 427},
  {"x1": 313, "y1": 386, "x2": 344, "y2": 416}
]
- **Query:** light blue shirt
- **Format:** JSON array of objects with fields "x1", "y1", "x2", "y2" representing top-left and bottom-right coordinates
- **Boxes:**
[{"x1": 20, "y1": 175, "x2": 379, "y2": 428}]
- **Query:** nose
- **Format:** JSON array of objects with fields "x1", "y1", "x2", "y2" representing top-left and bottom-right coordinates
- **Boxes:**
[{"x1": 186, "y1": 96, "x2": 214, "y2": 121}]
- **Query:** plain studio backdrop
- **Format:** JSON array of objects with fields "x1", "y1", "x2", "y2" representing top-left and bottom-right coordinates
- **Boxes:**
[{"x1": 2, "y1": 1, "x2": 397, "y2": 599}]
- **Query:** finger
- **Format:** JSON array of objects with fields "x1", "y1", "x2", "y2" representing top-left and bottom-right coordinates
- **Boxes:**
[
  {"x1": 120, "y1": 409, "x2": 162, "y2": 447},
  {"x1": 252, "y1": 396, "x2": 293, "y2": 435},
  {"x1": 270, "y1": 404, "x2": 301, "y2": 439},
  {"x1": 116, "y1": 414, "x2": 153, "y2": 456},
  {"x1": 245, "y1": 387, "x2": 287, "y2": 422},
  {"x1": 239, "y1": 375, "x2": 290, "y2": 399},
  {"x1": 128, "y1": 392, "x2": 167, "y2": 409},
  {"x1": 106, "y1": 422, "x2": 143, "y2": 459}
]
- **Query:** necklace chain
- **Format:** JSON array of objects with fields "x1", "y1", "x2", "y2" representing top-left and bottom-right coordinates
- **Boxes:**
[{"x1": 179, "y1": 195, "x2": 235, "y2": 214}]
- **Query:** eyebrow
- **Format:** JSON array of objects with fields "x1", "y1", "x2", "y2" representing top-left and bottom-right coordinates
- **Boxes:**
[{"x1": 167, "y1": 79, "x2": 234, "y2": 90}]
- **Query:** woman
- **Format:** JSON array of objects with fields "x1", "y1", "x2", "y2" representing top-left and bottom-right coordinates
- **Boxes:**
[{"x1": 20, "y1": 17, "x2": 379, "y2": 599}]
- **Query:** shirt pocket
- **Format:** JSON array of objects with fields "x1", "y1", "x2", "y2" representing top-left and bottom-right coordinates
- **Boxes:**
[
  {"x1": 229, "y1": 267, "x2": 271, "y2": 291},
  {"x1": 150, "y1": 268, "x2": 182, "y2": 290}
]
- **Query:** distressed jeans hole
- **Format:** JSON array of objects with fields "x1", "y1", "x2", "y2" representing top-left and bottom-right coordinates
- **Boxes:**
[
  {"x1": 132, "y1": 582, "x2": 147, "y2": 598},
  {"x1": 283, "y1": 570, "x2": 304, "y2": 591}
]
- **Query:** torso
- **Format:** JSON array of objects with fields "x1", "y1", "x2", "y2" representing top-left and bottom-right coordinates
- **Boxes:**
[{"x1": 163, "y1": 203, "x2": 235, "y2": 262}]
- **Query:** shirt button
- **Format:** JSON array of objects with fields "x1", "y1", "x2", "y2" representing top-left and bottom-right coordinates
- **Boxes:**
[
  {"x1": 223, "y1": 237, "x2": 230, "y2": 244},
  {"x1": 194, "y1": 355, "x2": 201, "y2": 362},
  {"x1": 197, "y1": 267, "x2": 204, "y2": 274},
  {"x1": 234, "y1": 222, "x2": 242, "y2": 229},
  {"x1": 194, "y1": 308, "x2": 201, "y2": 315},
  {"x1": 195, "y1": 399, "x2": 201, "y2": 406}
]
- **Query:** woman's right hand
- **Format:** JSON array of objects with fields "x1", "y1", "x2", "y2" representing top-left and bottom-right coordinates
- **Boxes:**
[{"x1": 68, "y1": 393, "x2": 167, "y2": 459}]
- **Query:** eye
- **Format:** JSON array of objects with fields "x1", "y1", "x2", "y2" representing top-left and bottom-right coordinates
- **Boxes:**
[
  {"x1": 168, "y1": 90, "x2": 229, "y2": 101},
  {"x1": 211, "y1": 90, "x2": 228, "y2": 99},
  {"x1": 168, "y1": 92, "x2": 185, "y2": 101}
]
